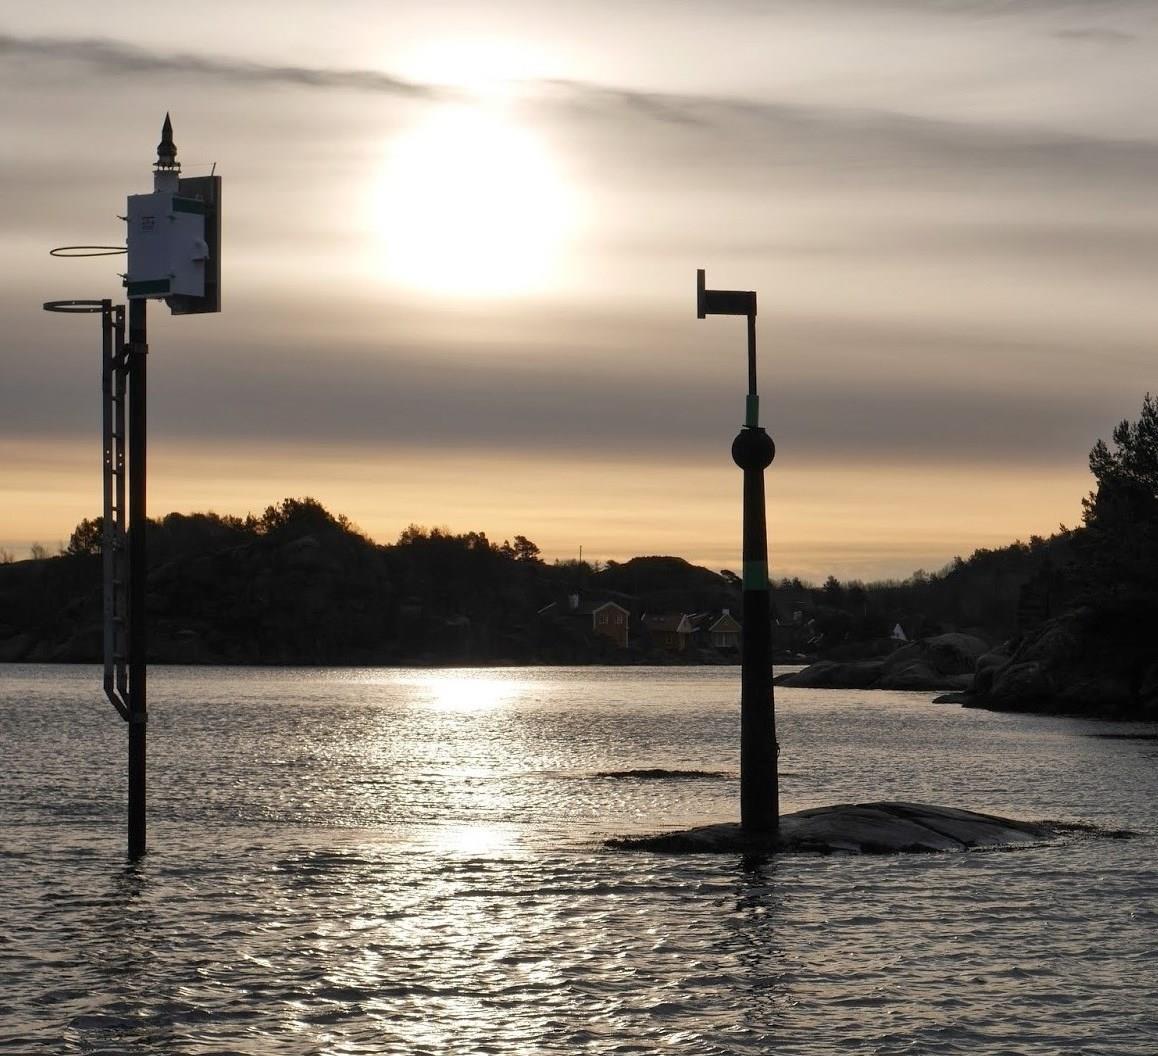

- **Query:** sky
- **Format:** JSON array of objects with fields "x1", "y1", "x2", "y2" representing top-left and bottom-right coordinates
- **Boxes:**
[{"x1": 2, "y1": 0, "x2": 1156, "y2": 581}]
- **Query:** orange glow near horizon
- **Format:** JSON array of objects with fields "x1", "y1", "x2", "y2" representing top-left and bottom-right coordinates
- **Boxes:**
[
  {"x1": 5, "y1": 7, "x2": 1157, "y2": 600},
  {"x1": 0, "y1": 437, "x2": 1089, "y2": 583}
]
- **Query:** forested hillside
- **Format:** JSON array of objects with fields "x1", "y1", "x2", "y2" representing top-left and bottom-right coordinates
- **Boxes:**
[
  {"x1": 7, "y1": 386, "x2": 1154, "y2": 684},
  {"x1": 2, "y1": 493, "x2": 1065, "y2": 666}
]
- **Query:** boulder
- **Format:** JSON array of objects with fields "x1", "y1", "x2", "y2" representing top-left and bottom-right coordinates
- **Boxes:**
[
  {"x1": 776, "y1": 659, "x2": 883, "y2": 688},
  {"x1": 882, "y1": 633, "x2": 989, "y2": 679},
  {"x1": 1056, "y1": 675, "x2": 1134, "y2": 716},
  {"x1": 984, "y1": 660, "x2": 1053, "y2": 710},
  {"x1": 1016, "y1": 618, "x2": 1082, "y2": 665},
  {"x1": 882, "y1": 665, "x2": 973, "y2": 691},
  {"x1": 778, "y1": 633, "x2": 990, "y2": 691},
  {"x1": 967, "y1": 610, "x2": 1156, "y2": 718},
  {"x1": 973, "y1": 643, "x2": 1014, "y2": 694},
  {"x1": 878, "y1": 659, "x2": 941, "y2": 690}
]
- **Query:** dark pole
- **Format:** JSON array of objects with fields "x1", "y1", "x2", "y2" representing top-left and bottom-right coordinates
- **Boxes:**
[
  {"x1": 127, "y1": 296, "x2": 148, "y2": 858},
  {"x1": 731, "y1": 324, "x2": 778, "y2": 834},
  {"x1": 698, "y1": 269, "x2": 778, "y2": 835}
]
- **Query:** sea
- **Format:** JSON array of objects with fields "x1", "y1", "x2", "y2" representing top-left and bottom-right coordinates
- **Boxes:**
[{"x1": 1, "y1": 663, "x2": 1156, "y2": 1055}]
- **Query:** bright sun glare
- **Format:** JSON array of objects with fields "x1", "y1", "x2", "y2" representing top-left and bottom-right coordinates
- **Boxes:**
[
  {"x1": 414, "y1": 672, "x2": 526, "y2": 712},
  {"x1": 374, "y1": 104, "x2": 576, "y2": 296}
]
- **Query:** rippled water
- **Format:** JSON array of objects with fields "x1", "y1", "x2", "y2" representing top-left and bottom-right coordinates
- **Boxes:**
[{"x1": 2, "y1": 664, "x2": 1156, "y2": 1054}]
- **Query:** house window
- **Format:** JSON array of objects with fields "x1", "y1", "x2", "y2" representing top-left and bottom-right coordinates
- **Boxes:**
[
  {"x1": 615, "y1": 614, "x2": 623, "y2": 624},
  {"x1": 598, "y1": 614, "x2": 608, "y2": 624}
]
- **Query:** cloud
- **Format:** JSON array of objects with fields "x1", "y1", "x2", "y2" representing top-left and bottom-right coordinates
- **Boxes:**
[
  {"x1": 0, "y1": 32, "x2": 441, "y2": 98},
  {"x1": 4, "y1": 25, "x2": 1153, "y2": 477},
  {"x1": 3, "y1": 312, "x2": 1133, "y2": 470},
  {"x1": 874, "y1": 0, "x2": 1146, "y2": 16},
  {"x1": 5, "y1": 29, "x2": 1157, "y2": 181},
  {"x1": 1053, "y1": 26, "x2": 1137, "y2": 45},
  {"x1": 672, "y1": 219, "x2": 1158, "y2": 273},
  {"x1": 536, "y1": 78, "x2": 711, "y2": 127}
]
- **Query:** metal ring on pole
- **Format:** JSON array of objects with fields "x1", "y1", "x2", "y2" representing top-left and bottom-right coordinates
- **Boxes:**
[
  {"x1": 50, "y1": 245, "x2": 127, "y2": 257},
  {"x1": 42, "y1": 300, "x2": 110, "y2": 313}
]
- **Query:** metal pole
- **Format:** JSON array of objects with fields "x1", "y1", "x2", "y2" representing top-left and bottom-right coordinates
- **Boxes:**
[
  {"x1": 113, "y1": 306, "x2": 129, "y2": 711},
  {"x1": 747, "y1": 312, "x2": 758, "y2": 407},
  {"x1": 696, "y1": 269, "x2": 780, "y2": 834},
  {"x1": 100, "y1": 300, "x2": 115, "y2": 703},
  {"x1": 731, "y1": 312, "x2": 779, "y2": 835},
  {"x1": 127, "y1": 297, "x2": 148, "y2": 858}
]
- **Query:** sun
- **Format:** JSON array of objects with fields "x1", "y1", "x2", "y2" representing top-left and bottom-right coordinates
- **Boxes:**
[{"x1": 373, "y1": 104, "x2": 577, "y2": 297}]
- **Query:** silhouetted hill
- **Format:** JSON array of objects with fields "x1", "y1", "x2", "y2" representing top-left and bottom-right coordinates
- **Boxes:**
[
  {"x1": 780, "y1": 395, "x2": 1158, "y2": 719},
  {"x1": 768, "y1": 531, "x2": 1076, "y2": 659},
  {"x1": 0, "y1": 497, "x2": 1070, "y2": 667},
  {"x1": 0, "y1": 499, "x2": 742, "y2": 665},
  {"x1": 594, "y1": 557, "x2": 739, "y2": 615},
  {"x1": 6, "y1": 386, "x2": 1154, "y2": 709},
  {"x1": 963, "y1": 395, "x2": 1158, "y2": 719}
]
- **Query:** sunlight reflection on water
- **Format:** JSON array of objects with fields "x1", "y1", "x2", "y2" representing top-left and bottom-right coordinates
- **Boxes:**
[
  {"x1": 2, "y1": 664, "x2": 1157, "y2": 1055},
  {"x1": 407, "y1": 669, "x2": 530, "y2": 712},
  {"x1": 423, "y1": 822, "x2": 519, "y2": 856}
]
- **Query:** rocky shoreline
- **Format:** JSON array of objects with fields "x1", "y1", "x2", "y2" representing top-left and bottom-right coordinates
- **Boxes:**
[
  {"x1": 774, "y1": 632, "x2": 987, "y2": 693},
  {"x1": 780, "y1": 614, "x2": 1158, "y2": 721}
]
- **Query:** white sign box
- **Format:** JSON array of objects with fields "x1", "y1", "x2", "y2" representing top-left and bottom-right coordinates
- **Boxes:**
[{"x1": 125, "y1": 191, "x2": 209, "y2": 300}]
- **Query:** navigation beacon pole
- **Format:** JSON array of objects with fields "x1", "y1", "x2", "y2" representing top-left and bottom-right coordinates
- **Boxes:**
[
  {"x1": 126, "y1": 293, "x2": 148, "y2": 857},
  {"x1": 43, "y1": 114, "x2": 222, "y2": 858},
  {"x1": 697, "y1": 269, "x2": 779, "y2": 835},
  {"x1": 123, "y1": 122, "x2": 178, "y2": 856}
]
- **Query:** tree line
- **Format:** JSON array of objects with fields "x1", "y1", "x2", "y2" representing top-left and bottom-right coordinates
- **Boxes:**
[{"x1": 2, "y1": 394, "x2": 1154, "y2": 666}]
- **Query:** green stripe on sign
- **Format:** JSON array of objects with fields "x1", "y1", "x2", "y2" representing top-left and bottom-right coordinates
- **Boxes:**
[
  {"x1": 742, "y1": 561, "x2": 769, "y2": 591},
  {"x1": 126, "y1": 279, "x2": 170, "y2": 297},
  {"x1": 172, "y1": 197, "x2": 206, "y2": 214}
]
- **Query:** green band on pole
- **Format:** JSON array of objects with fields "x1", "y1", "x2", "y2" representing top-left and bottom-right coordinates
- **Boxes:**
[
  {"x1": 743, "y1": 560, "x2": 769, "y2": 591},
  {"x1": 127, "y1": 279, "x2": 170, "y2": 297},
  {"x1": 745, "y1": 393, "x2": 759, "y2": 428}
]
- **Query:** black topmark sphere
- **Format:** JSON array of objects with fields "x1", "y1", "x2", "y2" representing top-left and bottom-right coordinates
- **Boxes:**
[{"x1": 731, "y1": 426, "x2": 776, "y2": 471}]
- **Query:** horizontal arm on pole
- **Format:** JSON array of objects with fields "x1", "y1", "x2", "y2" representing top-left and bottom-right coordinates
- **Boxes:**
[{"x1": 696, "y1": 268, "x2": 757, "y2": 318}]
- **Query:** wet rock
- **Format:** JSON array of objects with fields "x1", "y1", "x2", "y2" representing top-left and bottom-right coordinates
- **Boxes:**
[
  {"x1": 777, "y1": 633, "x2": 990, "y2": 691},
  {"x1": 973, "y1": 643, "x2": 1014, "y2": 694},
  {"x1": 877, "y1": 658, "x2": 939, "y2": 690},
  {"x1": 776, "y1": 659, "x2": 883, "y2": 688},
  {"x1": 987, "y1": 660, "x2": 1053, "y2": 708},
  {"x1": 887, "y1": 633, "x2": 989, "y2": 677},
  {"x1": 967, "y1": 610, "x2": 1157, "y2": 719},
  {"x1": 607, "y1": 801, "x2": 1053, "y2": 855},
  {"x1": 879, "y1": 662, "x2": 971, "y2": 692}
]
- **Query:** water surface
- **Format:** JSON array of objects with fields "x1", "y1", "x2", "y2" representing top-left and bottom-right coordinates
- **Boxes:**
[{"x1": 2, "y1": 664, "x2": 1156, "y2": 1053}]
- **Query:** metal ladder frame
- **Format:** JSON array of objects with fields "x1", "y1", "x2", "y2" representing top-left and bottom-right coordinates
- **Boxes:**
[{"x1": 101, "y1": 301, "x2": 130, "y2": 720}]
